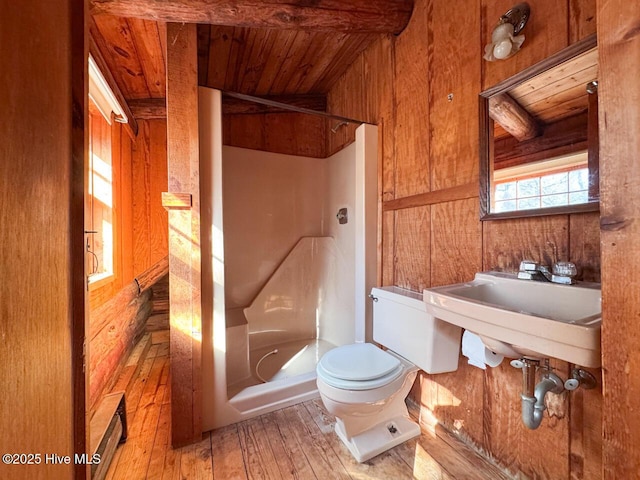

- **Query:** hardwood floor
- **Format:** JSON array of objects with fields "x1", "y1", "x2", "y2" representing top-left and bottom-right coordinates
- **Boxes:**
[{"x1": 105, "y1": 338, "x2": 512, "y2": 479}]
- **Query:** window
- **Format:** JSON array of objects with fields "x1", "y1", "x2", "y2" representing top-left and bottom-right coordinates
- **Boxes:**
[
  {"x1": 87, "y1": 100, "x2": 114, "y2": 282},
  {"x1": 86, "y1": 55, "x2": 128, "y2": 285},
  {"x1": 493, "y1": 151, "x2": 588, "y2": 213}
]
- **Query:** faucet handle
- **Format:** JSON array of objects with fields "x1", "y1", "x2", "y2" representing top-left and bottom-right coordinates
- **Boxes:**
[
  {"x1": 552, "y1": 261, "x2": 577, "y2": 277},
  {"x1": 551, "y1": 262, "x2": 578, "y2": 284},
  {"x1": 519, "y1": 260, "x2": 540, "y2": 271}
]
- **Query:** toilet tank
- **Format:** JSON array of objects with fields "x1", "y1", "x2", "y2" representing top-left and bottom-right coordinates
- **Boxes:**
[{"x1": 372, "y1": 286, "x2": 461, "y2": 374}]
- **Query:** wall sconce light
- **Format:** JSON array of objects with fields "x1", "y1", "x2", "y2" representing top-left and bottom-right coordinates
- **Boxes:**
[{"x1": 484, "y1": 3, "x2": 530, "y2": 61}]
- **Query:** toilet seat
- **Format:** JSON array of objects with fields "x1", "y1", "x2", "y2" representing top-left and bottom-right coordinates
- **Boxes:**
[{"x1": 317, "y1": 343, "x2": 404, "y2": 391}]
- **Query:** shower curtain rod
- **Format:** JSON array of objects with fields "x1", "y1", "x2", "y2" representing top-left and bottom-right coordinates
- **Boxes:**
[{"x1": 222, "y1": 91, "x2": 369, "y2": 126}]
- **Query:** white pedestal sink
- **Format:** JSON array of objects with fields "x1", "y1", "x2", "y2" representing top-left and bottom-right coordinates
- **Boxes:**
[{"x1": 423, "y1": 272, "x2": 601, "y2": 368}]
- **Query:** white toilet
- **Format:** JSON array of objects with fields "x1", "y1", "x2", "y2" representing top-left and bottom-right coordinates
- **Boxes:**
[{"x1": 316, "y1": 286, "x2": 462, "y2": 462}]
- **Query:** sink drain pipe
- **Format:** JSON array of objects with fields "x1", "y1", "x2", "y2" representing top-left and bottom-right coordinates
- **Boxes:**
[{"x1": 511, "y1": 359, "x2": 564, "y2": 430}]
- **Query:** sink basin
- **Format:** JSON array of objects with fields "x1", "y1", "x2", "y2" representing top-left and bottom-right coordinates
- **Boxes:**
[{"x1": 423, "y1": 272, "x2": 601, "y2": 367}]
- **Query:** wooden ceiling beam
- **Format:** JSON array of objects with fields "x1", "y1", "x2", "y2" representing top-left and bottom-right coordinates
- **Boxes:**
[
  {"x1": 493, "y1": 111, "x2": 588, "y2": 169},
  {"x1": 488, "y1": 93, "x2": 541, "y2": 142},
  {"x1": 89, "y1": 0, "x2": 414, "y2": 34}
]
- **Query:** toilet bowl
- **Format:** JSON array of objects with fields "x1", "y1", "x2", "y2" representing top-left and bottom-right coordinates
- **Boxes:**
[
  {"x1": 316, "y1": 286, "x2": 462, "y2": 463},
  {"x1": 316, "y1": 343, "x2": 420, "y2": 462}
]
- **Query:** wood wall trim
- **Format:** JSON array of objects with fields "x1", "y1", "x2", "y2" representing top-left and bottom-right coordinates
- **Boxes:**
[
  {"x1": 71, "y1": 0, "x2": 89, "y2": 477},
  {"x1": 89, "y1": 33, "x2": 138, "y2": 138},
  {"x1": 587, "y1": 88, "x2": 599, "y2": 202},
  {"x1": 479, "y1": 93, "x2": 491, "y2": 219},
  {"x1": 481, "y1": 200, "x2": 599, "y2": 221},
  {"x1": 382, "y1": 183, "x2": 477, "y2": 212},
  {"x1": 166, "y1": 22, "x2": 203, "y2": 448},
  {"x1": 90, "y1": 0, "x2": 414, "y2": 34}
]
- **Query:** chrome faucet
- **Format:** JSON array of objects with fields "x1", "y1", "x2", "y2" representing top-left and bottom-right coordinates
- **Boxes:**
[{"x1": 518, "y1": 260, "x2": 577, "y2": 284}]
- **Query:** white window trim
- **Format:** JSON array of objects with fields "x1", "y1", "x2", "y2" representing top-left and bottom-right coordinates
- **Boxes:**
[
  {"x1": 88, "y1": 55, "x2": 128, "y2": 125},
  {"x1": 494, "y1": 151, "x2": 588, "y2": 182}
]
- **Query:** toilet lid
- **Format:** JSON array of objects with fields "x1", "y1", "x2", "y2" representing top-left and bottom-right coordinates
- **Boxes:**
[{"x1": 318, "y1": 343, "x2": 401, "y2": 381}]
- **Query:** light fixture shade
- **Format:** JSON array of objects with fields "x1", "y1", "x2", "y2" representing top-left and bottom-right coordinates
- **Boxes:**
[{"x1": 484, "y1": 3, "x2": 530, "y2": 62}]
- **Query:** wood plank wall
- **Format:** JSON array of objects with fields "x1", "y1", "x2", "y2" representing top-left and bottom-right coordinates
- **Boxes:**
[
  {"x1": 88, "y1": 118, "x2": 167, "y2": 413},
  {"x1": 325, "y1": 0, "x2": 601, "y2": 478},
  {"x1": 132, "y1": 119, "x2": 169, "y2": 276},
  {"x1": 597, "y1": 0, "x2": 640, "y2": 477},
  {"x1": 223, "y1": 112, "x2": 326, "y2": 158},
  {"x1": 89, "y1": 121, "x2": 133, "y2": 309},
  {"x1": 89, "y1": 118, "x2": 167, "y2": 310},
  {"x1": 0, "y1": 1, "x2": 86, "y2": 478}
]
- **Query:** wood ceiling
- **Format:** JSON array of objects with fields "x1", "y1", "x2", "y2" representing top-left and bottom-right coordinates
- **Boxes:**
[
  {"x1": 90, "y1": 16, "x2": 167, "y2": 101},
  {"x1": 89, "y1": 1, "x2": 414, "y2": 112},
  {"x1": 509, "y1": 46, "x2": 598, "y2": 125},
  {"x1": 489, "y1": 41, "x2": 598, "y2": 170},
  {"x1": 492, "y1": 46, "x2": 598, "y2": 140},
  {"x1": 197, "y1": 26, "x2": 374, "y2": 96}
]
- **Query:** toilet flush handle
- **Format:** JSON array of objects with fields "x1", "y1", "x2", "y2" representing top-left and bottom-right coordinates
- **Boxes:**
[{"x1": 368, "y1": 294, "x2": 378, "y2": 302}]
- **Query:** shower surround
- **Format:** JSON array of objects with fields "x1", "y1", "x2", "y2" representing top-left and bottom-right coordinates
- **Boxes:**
[{"x1": 199, "y1": 88, "x2": 377, "y2": 430}]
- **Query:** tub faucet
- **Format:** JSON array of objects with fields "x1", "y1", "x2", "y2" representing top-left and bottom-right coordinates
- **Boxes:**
[{"x1": 517, "y1": 260, "x2": 577, "y2": 285}]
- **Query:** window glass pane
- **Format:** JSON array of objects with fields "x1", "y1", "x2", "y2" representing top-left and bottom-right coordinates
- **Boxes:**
[
  {"x1": 518, "y1": 197, "x2": 540, "y2": 210},
  {"x1": 569, "y1": 168, "x2": 589, "y2": 191},
  {"x1": 541, "y1": 172, "x2": 568, "y2": 195},
  {"x1": 542, "y1": 193, "x2": 568, "y2": 207},
  {"x1": 495, "y1": 200, "x2": 517, "y2": 213},
  {"x1": 492, "y1": 157, "x2": 591, "y2": 214},
  {"x1": 569, "y1": 190, "x2": 589, "y2": 204},
  {"x1": 495, "y1": 181, "x2": 516, "y2": 200},
  {"x1": 517, "y1": 178, "x2": 540, "y2": 198}
]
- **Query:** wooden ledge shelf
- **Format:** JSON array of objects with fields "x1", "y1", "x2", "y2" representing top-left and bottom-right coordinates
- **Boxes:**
[{"x1": 162, "y1": 192, "x2": 192, "y2": 210}]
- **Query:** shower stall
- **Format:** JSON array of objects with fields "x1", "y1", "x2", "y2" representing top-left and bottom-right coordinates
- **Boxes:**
[{"x1": 199, "y1": 88, "x2": 378, "y2": 430}]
